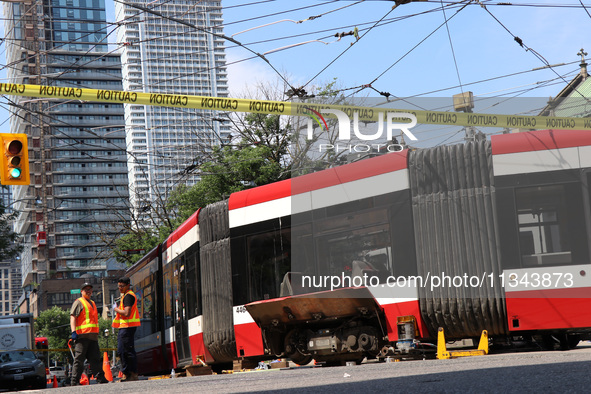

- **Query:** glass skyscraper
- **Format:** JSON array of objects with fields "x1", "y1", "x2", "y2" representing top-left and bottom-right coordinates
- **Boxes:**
[
  {"x1": 3, "y1": 0, "x2": 130, "y2": 314},
  {"x1": 115, "y1": 0, "x2": 229, "y2": 222},
  {"x1": 49, "y1": 0, "x2": 108, "y2": 52}
]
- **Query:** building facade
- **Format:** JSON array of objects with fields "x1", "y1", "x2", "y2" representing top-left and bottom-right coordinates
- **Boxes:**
[
  {"x1": 0, "y1": 261, "x2": 22, "y2": 315},
  {"x1": 3, "y1": 0, "x2": 130, "y2": 314},
  {"x1": 115, "y1": 0, "x2": 229, "y2": 221}
]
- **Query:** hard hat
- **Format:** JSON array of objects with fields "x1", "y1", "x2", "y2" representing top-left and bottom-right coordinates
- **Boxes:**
[{"x1": 80, "y1": 282, "x2": 93, "y2": 291}]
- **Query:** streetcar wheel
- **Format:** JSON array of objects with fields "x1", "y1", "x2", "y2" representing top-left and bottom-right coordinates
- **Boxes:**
[
  {"x1": 558, "y1": 334, "x2": 580, "y2": 350},
  {"x1": 291, "y1": 353, "x2": 313, "y2": 366},
  {"x1": 567, "y1": 335, "x2": 580, "y2": 349},
  {"x1": 541, "y1": 335, "x2": 556, "y2": 351},
  {"x1": 284, "y1": 330, "x2": 312, "y2": 366}
]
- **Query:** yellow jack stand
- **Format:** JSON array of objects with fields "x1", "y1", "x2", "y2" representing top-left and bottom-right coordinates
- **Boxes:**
[{"x1": 436, "y1": 327, "x2": 488, "y2": 359}]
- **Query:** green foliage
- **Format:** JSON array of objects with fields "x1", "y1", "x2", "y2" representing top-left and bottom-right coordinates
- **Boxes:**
[
  {"x1": 113, "y1": 230, "x2": 163, "y2": 266},
  {"x1": 112, "y1": 111, "x2": 292, "y2": 262},
  {"x1": 315, "y1": 77, "x2": 339, "y2": 98},
  {"x1": 35, "y1": 306, "x2": 71, "y2": 363},
  {"x1": 98, "y1": 317, "x2": 115, "y2": 352},
  {"x1": 166, "y1": 113, "x2": 291, "y2": 227},
  {"x1": 0, "y1": 188, "x2": 23, "y2": 260},
  {"x1": 167, "y1": 141, "x2": 288, "y2": 228},
  {"x1": 111, "y1": 79, "x2": 345, "y2": 263},
  {"x1": 36, "y1": 305, "x2": 115, "y2": 364}
]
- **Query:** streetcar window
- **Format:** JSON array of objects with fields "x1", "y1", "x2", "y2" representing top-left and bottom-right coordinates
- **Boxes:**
[
  {"x1": 291, "y1": 222, "x2": 315, "y2": 286},
  {"x1": 291, "y1": 196, "x2": 412, "y2": 292},
  {"x1": 515, "y1": 183, "x2": 587, "y2": 267},
  {"x1": 185, "y1": 244, "x2": 201, "y2": 319},
  {"x1": 246, "y1": 228, "x2": 290, "y2": 301},
  {"x1": 315, "y1": 223, "x2": 392, "y2": 289},
  {"x1": 130, "y1": 257, "x2": 159, "y2": 336},
  {"x1": 163, "y1": 262, "x2": 174, "y2": 329}
]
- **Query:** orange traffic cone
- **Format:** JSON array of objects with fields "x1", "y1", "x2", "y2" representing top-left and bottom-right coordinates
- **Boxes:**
[
  {"x1": 118, "y1": 370, "x2": 123, "y2": 378},
  {"x1": 80, "y1": 373, "x2": 89, "y2": 386},
  {"x1": 103, "y1": 352, "x2": 113, "y2": 382},
  {"x1": 52, "y1": 375, "x2": 58, "y2": 388}
]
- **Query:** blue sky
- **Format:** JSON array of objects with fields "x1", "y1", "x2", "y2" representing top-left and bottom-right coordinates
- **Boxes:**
[
  {"x1": 1, "y1": 1, "x2": 590, "y2": 144},
  {"x1": 222, "y1": 1, "x2": 591, "y2": 102},
  {"x1": 220, "y1": 1, "x2": 591, "y2": 146}
]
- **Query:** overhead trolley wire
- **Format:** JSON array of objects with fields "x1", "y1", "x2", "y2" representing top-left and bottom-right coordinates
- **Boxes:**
[
  {"x1": 218, "y1": 0, "x2": 341, "y2": 29},
  {"x1": 335, "y1": 1, "x2": 469, "y2": 112},
  {"x1": 301, "y1": 2, "x2": 402, "y2": 90},
  {"x1": 579, "y1": 0, "x2": 591, "y2": 19},
  {"x1": 47, "y1": 0, "x2": 180, "y2": 80},
  {"x1": 475, "y1": 0, "x2": 591, "y2": 104},
  {"x1": 113, "y1": 0, "x2": 299, "y2": 96},
  {"x1": 2, "y1": 95, "x2": 218, "y2": 178},
  {"x1": 439, "y1": 0, "x2": 466, "y2": 96},
  {"x1": 365, "y1": 1, "x2": 470, "y2": 90}
]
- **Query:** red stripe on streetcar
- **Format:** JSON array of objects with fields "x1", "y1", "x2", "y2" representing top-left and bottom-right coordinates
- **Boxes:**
[
  {"x1": 165, "y1": 208, "x2": 200, "y2": 249},
  {"x1": 504, "y1": 287, "x2": 591, "y2": 298},
  {"x1": 506, "y1": 294, "x2": 591, "y2": 331},
  {"x1": 229, "y1": 151, "x2": 408, "y2": 210},
  {"x1": 292, "y1": 149, "x2": 408, "y2": 195},
  {"x1": 491, "y1": 129, "x2": 591, "y2": 155},
  {"x1": 234, "y1": 322, "x2": 265, "y2": 357},
  {"x1": 228, "y1": 179, "x2": 291, "y2": 211},
  {"x1": 188, "y1": 332, "x2": 214, "y2": 364}
]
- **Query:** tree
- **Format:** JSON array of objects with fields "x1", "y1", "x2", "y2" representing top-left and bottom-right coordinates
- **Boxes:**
[
  {"x1": 35, "y1": 306, "x2": 71, "y2": 364},
  {"x1": 36, "y1": 305, "x2": 114, "y2": 364},
  {"x1": 98, "y1": 317, "x2": 115, "y2": 355},
  {"x1": 289, "y1": 78, "x2": 356, "y2": 175},
  {"x1": 0, "y1": 187, "x2": 23, "y2": 260},
  {"x1": 165, "y1": 114, "x2": 290, "y2": 229},
  {"x1": 109, "y1": 78, "x2": 350, "y2": 264},
  {"x1": 112, "y1": 229, "x2": 163, "y2": 266},
  {"x1": 164, "y1": 79, "x2": 351, "y2": 226}
]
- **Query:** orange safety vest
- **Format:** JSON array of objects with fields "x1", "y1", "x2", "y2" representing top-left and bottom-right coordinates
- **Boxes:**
[
  {"x1": 112, "y1": 289, "x2": 141, "y2": 328},
  {"x1": 75, "y1": 297, "x2": 99, "y2": 335}
]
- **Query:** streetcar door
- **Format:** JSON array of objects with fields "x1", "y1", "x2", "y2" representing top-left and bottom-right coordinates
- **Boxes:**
[{"x1": 174, "y1": 259, "x2": 191, "y2": 365}]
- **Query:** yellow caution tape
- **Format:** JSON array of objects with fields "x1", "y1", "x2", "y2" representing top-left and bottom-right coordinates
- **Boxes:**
[
  {"x1": 0, "y1": 82, "x2": 289, "y2": 115},
  {"x1": 1, "y1": 82, "x2": 589, "y2": 130},
  {"x1": 291, "y1": 102, "x2": 590, "y2": 130}
]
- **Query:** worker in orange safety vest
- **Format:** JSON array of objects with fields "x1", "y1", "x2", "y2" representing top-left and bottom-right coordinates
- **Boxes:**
[
  {"x1": 70, "y1": 282, "x2": 109, "y2": 386},
  {"x1": 112, "y1": 277, "x2": 141, "y2": 382}
]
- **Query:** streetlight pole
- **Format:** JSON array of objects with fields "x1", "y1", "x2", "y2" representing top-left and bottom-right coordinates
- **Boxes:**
[
  {"x1": 104, "y1": 328, "x2": 110, "y2": 361},
  {"x1": 110, "y1": 294, "x2": 116, "y2": 367}
]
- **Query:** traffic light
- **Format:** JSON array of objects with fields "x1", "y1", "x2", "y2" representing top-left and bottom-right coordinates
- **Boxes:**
[{"x1": 0, "y1": 133, "x2": 30, "y2": 186}]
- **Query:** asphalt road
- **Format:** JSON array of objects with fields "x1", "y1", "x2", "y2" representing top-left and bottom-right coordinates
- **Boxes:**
[{"x1": 27, "y1": 344, "x2": 591, "y2": 393}]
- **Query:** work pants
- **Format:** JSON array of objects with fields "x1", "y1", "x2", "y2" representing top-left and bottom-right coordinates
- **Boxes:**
[
  {"x1": 117, "y1": 327, "x2": 138, "y2": 375},
  {"x1": 71, "y1": 338, "x2": 105, "y2": 385}
]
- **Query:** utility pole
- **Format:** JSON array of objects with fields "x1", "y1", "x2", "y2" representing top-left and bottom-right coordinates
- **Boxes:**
[
  {"x1": 453, "y1": 92, "x2": 476, "y2": 142},
  {"x1": 33, "y1": 0, "x2": 49, "y2": 283},
  {"x1": 18, "y1": 0, "x2": 51, "y2": 313}
]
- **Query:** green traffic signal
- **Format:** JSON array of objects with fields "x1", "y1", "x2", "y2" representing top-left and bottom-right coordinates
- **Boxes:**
[
  {"x1": 9, "y1": 168, "x2": 21, "y2": 178},
  {"x1": 7, "y1": 141, "x2": 23, "y2": 179}
]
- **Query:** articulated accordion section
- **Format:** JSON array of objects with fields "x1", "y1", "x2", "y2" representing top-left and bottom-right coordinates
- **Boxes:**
[
  {"x1": 409, "y1": 141, "x2": 507, "y2": 338},
  {"x1": 199, "y1": 200, "x2": 237, "y2": 362}
]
